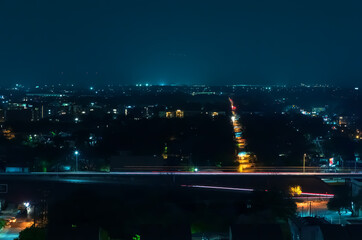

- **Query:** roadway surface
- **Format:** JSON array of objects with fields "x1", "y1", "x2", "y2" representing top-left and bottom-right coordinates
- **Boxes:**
[
  {"x1": 0, "y1": 170, "x2": 355, "y2": 237},
  {"x1": 2, "y1": 169, "x2": 362, "y2": 176},
  {"x1": 1, "y1": 169, "x2": 361, "y2": 205},
  {"x1": 0, "y1": 219, "x2": 33, "y2": 240},
  {"x1": 0, "y1": 170, "x2": 356, "y2": 198}
]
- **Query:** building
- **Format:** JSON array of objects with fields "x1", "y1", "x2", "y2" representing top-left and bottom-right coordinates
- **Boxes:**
[
  {"x1": 159, "y1": 110, "x2": 185, "y2": 118},
  {"x1": 289, "y1": 217, "x2": 362, "y2": 240}
]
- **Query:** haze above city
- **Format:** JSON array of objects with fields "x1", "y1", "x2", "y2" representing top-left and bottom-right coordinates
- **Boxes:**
[{"x1": 1, "y1": 0, "x2": 362, "y2": 87}]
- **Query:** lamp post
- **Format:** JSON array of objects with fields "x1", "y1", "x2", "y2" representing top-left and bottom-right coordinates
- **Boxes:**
[
  {"x1": 74, "y1": 150, "x2": 79, "y2": 172},
  {"x1": 355, "y1": 153, "x2": 360, "y2": 173},
  {"x1": 303, "y1": 153, "x2": 306, "y2": 173}
]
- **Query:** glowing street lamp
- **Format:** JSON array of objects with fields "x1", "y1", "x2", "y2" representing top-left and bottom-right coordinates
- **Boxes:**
[{"x1": 74, "y1": 150, "x2": 79, "y2": 171}]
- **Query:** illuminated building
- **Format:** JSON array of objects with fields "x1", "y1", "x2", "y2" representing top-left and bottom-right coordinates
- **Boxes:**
[
  {"x1": 175, "y1": 110, "x2": 184, "y2": 118},
  {"x1": 3, "y1": 129, "x2": 15, "y2": 140},
  {"x1": 166, "y1": 112, "x2": 173, "y2": 118},
  {"x1": 160, "y1": 110, "x2": 184, "y2": 118}
]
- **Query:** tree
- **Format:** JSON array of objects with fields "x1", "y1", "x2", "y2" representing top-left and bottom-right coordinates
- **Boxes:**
[
  {"x1": 323, "y1": 133, "x2": 356, "y2": 160},
  {"x1": 0, "y1": 219, "x2": 6, "y2": 230},
  {"x1": 242, "y1": 114, "x2": 310, "y2": 166},
  {"x1": 351, "y1": 190, "x2": 362, "y2": 217},
  {"x1": 18, "y1": 227, "x2": 46, "y2": 240},
  {"x1": 327, "y1": 186, "x2": 353, "y2": 216},
  {"x1": 250, "y1": 191, "x2": 297, "y2": 221}
]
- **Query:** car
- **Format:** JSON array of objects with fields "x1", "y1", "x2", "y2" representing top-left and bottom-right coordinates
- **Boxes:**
[{"x1": 8, "y1": 217, "x2": 16, "y2": 223}]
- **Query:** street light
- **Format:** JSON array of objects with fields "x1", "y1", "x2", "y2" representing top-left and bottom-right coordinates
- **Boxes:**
[
  {"x1": 355, "y1": 153, "x2": 360, "y2": 173},
  {"x1": 74, "y1": 150, "x2": 79, "y2": 172},
  {"x1": 303, "y1": 153, "x2": 306, "y2": 173}
]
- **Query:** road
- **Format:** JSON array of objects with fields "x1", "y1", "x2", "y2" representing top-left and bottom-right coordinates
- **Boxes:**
[
  {"x1": 0, "y1": 171, "x2": 339, "y2": 202},
  {"x1": 296, "y1": 200, "x2": 362, "y2": 225},
  {"x1": 0, "y1": 220, "x2": 33, "y2": 240},
  {"x1": 1, "y1": 170, "x2": 362, "y2": 176}
]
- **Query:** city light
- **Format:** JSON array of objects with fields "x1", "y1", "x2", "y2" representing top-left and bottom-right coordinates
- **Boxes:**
[
  {"x1": 238, "y1": 152, "x2": 247, "y2": 157},
  {"x1": 132, "y1": 234, "x2": 141, "y2": 240},
  {"x1": 290, "y1": 186, "x2": 302, "y2": 196},
  {"x1": 74, "y1": 150, "x2": 79, "y2": 172},
  {"x1": 329, "y1": 157, "x2": 334, "y2": 167}
]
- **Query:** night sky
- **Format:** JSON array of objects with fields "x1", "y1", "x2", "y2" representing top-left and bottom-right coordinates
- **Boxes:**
[{"x1": 0, "y1": 0, "x2": 362, "y2": 86}]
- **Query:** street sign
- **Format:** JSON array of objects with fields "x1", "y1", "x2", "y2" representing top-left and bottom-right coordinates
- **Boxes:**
[{"x1": 0, "y1": 184, "x2": 8, "y2": 193}]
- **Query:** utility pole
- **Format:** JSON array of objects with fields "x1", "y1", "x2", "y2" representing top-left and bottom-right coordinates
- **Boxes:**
[
  {"x1": 355, "y1": 155, "x2": 357, "y2": 173},
  {"x1": 303, "y1": 153, "x2": 306, "y2": 173},
  {"x1": 341, "y1": 156, "x2": 344, "y2": 169},
  {"x1": 309, "y1": 201, "x2": 312, "y2": 216},
  {"x1": 355, "y1": 153, "x2": 360, "y2": 173}
]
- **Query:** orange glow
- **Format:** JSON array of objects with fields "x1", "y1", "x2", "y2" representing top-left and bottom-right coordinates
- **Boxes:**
[
  {"x1": 3, "y1": 129, "x2": 15, "y2": 140},
  {"x1": 290, "y1": 186, "x2": 302, "y2": 196}
]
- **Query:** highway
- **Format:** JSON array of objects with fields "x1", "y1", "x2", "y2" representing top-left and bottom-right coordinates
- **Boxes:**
[
  {"x1": 0, "y1": 169, "x2": 349, "y2": 230},
  {"x1": 0, "y1": 170, "x2": 361, "y2": 192},
  {"x1": 0, "y1": 169, "x2": 361, "y2": 177},
  {"x1": 0, "y1": 170, "x2": 357, "y2": 198}
]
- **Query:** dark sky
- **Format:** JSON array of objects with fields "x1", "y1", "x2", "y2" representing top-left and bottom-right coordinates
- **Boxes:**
[{"x1": 0, "y1": 0, "x2": 362, "y2": 86}]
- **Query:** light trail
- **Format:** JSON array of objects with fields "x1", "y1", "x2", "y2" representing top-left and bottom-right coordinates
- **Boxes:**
[
  {"x1": 0, "y1": 171, "x2": 361, "y2": 176},
  {"x1": 293, "y1": 196, "x2": 334, "y2": 200},
  {"x1": 300, "y1": 192, "x2": 334, "y2": 197},
  {"x1": 181, "y1": 184, "x2": 335, "y2": 198},
  {"x1": 181, "y1": 184, "x2": 254, "y2": 192}
]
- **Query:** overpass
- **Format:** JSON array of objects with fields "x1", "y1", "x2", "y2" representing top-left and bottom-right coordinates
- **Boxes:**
[
  {"x1": 0, "y1": 171, "x2": 359, "y2": 199},
  {"x1": 1, "y1": 170, "x2": 361, "y2": 178}
]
